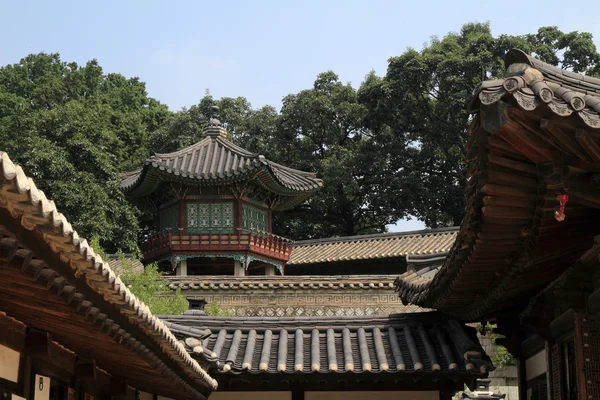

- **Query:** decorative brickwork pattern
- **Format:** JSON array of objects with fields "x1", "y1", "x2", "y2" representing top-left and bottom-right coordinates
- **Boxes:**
[{"x1": 187, "y1": 290, "x2": 426, "y2": 317}]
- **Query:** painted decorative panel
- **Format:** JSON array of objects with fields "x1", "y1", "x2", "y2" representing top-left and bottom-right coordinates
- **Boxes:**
[
  {"x1": 242, "y1": 203, "x2": 268, "y2": 233},
  {"x1": 159, "y1": 204, "x2": 179, "y2": 232},
  {"x1": 187, "y1": 202, "x2": 234, "y2": 233},
  {"x1": 198, "y1": 203, "x2": 210, "y2": 228},
  {"x1": 187, "y1": 203, "x2": 198, "y2": 228},
  {"x1": 223, "y1": 203, "x2": 234, "y2": 228}
]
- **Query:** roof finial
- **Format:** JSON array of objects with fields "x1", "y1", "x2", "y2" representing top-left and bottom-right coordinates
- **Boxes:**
[
  {"x1": 204, "y1": 105, "x2": 227, "y2": 139},
  {"x1": 209, "y1": 105, "x2": 220, "y2": 125}
]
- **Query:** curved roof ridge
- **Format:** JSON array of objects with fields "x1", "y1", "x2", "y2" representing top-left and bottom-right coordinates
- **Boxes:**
[
  {"x1": 119, "y1": 136, "x2": 322, "y2": 206},
  {"x1": 294, "y1": 227, "x2": 459, "y2": 246},
  {"x1": 267, "y1": 159, "x2": 319, "y2": 177},
  {"x1": 213, "y1": 135, "x2": 260, "y2": 158},
  {"x1": 470, "y1": 48, "x2": 600, "y2": 130},
  {"x1": 152, "y1": 136, "x2": 213, "y2": 158},
  {"x1": 506, "y1": 48, "x2": 600, "y2": 91}
]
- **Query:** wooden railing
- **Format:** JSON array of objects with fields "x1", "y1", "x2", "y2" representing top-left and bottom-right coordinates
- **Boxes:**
[{"x1": 140, "y1": 228, "x2": 294, "y2": 261}]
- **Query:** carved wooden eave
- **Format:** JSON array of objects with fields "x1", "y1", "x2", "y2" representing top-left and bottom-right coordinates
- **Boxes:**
[
  {"x1": 395, "y1": 49, "x2": 600, "y2": 321},
  {"x1": 0, "y1": 151, "x2": 216, "y2": 399}
]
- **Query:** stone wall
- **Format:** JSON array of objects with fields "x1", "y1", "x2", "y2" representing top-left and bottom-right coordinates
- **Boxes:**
[
  {"x1": 181, "y1": 287, "x2": 425, "y2": 316},
  {"x1": 167, "y1": 275, "x2": 426, "y2": 316}
]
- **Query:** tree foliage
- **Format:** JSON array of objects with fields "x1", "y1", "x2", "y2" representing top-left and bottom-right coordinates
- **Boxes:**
[
  {"x1": 0, "y1": 53, "x2": 169, "y2": 252},
  {"x1": 152, "y1": 74, "x2": 414, "y2": 238},
  {"x1": 118, "y1": 253, "x2": 189, "y2": 315},
  {"x1": 359, "y1": 23, "x2": 600, "y2": 226},
  {"x1": 1, "y1": 24, "x2": 599, "y2": 246},
  {"x1": 205, "y1": 300, "x2": 236, "y2": 317}
]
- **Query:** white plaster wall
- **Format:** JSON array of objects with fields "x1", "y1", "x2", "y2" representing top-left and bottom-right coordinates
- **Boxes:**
[
  {"x1": 139, "y1": 392, "x2": 153, "y2": 400},
  {"x1": 0, "y1": 344, "x2": 20, "y2": 383},
  {"x1": 210, "y1": 392, "x2": 437, "y2": 400},
  {"x1": 210, "y1": 392, "x2": 291, "y2": 400},
  {"x1": 525, "y1": 349, "x2": 546, "y2": 381},
  {"x1": 307, "y1": 391, "x2": 438, "y2": 400}
]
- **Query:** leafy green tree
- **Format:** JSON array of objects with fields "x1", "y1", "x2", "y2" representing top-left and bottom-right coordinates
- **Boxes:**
[
  {"x1": 204, "y1": 300, "x2": 236, "y2": 317},
  {"x1": 152, "y1": 75, "x2": 415, "y2": 239},
  {"x1": 359, "y1": 23, "x2": 600, "y2": 227},
  {"x1": 4, "y1": 25, "x2": 598, "y2": 246},
  {"x1": 0, "y1": 53, "x2": 171, "y2": 251},
  {"x1": 152, "y1": 26, "x2": 599, "y2": 238},
  {"x1": 118, "y1": 253, "x2": 188, "y2": 315},
  {"x1": 273, "y1": 71, "x2": 413, "y2": 238}
]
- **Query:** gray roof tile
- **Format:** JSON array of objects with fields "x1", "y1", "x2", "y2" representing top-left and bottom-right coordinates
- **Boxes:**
[
  {"x1": 162, "y1": 313, "x2": 493, "y2": 377},
  {"x1": 471, "y1": 49, "x2": 600, "y2": 129},
  {"x1": 288, "y1": 228, "x2": 458, "y2": 265},
  {"x1": 120, "y1": 136, "x2": 323, "y2": 209}
]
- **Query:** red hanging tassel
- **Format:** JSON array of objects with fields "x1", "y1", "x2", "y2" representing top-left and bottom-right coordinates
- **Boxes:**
[{"x1": 554, "y1": 194, "x2": 569, "y2": 222}]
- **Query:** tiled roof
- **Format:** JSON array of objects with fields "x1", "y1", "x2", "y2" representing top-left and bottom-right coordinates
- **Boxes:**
[
  {"x1": 287, "y1": 228, "x2": 458, "y2": 265},
  {"x1": 0, "y1": 152, "x2": 217, "y2": 397},
  {"x1": 471, "y1": 49, "x2": 600, "y2": 129},
  {"x1": 163, "y1": 313, "x2": 493, "y2": 377},
  {"x1": 396, "y1": 49, "x2": 600, "y2": 321},
  {"x1": 106, "y1": 256, "x2": 144, "y2": 276},
  {"x1": 119, "y1": 135, "x2": 322, "y2": 209},
  {"x1": 165, "y1": 275, "x2": 398, "y2": 291}
]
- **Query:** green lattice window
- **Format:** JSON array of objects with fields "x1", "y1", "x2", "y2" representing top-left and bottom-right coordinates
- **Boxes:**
[
  {"x1": 159, "y1": 204, "x2": 179, "y2": 232},
  {"x1": 186, "y1": 202, "x2": 234, "y2": 233},
  {"x1": 242, "y1": 203, "x2": 268, "y2": 233}
]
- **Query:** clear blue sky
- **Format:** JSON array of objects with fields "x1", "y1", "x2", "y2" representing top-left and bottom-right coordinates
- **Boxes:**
[{"x1": 2, "y1": 0, "x2": 599, "y2": 231}]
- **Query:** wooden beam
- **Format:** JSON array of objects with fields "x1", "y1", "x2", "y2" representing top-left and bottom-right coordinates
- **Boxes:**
[
  {"x1": 0, "y1": 312, "x2": 26, "y2": 351},
  {"x1": 490, "y1": 107, "x2": 561, "y2": 163},
  {"x1": 552, "y1": 288, "x2": 588, "y2": 313},
  {"x1": 0, "y1": 265, "x2": 193, "y2": 398},
  {"x1": 24, "y1": 329, "x2": 51, "y2": 358},
  {"x1": 75, "y1": 359, "x2": 97, "y2": 381},
  {"x1": 540, "y1": 119, "x2": 589, "y2": 160},
  {"x1": 109, "y1": 376, "x2": 128, "y2": 396},
  {"x1": 566, "y1": 181, "x2": 600, "y2": 209},
  {"x1": 291, "y1": 389, "x2": 304, "y2": 400},
  {"x1": 576, "y1": 129, "x2": 600, "y2": 162},
  {"x1": 0, "y1": 236, "x2": 19, "y2": 262},
  {"x1": 0, "y1": 208, "x2": 205, "y2": 400}
]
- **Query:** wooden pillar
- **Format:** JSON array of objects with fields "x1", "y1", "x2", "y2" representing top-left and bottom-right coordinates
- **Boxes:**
[
  {"x1": 267, "y1": 208, "x2": 273, "y2": 233},
  {"x1": 179, "y1": 199, "x2": 186, "y2": 234},
  {"x1": 438, "y1": 391, "x2": 453, "y2": 400},
  {"x1": 518, "y1": 355, "x2": 528, "y2": 400},
  {"x1": 235, "y1": 199, "x2": 243, "y2": 233},
  {"x1": 291, "y1": 389, "x2": 304, "y2": 400},
  {"x1": 22, "y1": 356, "x2": 33, "y2": 400},
  {"x1": 265, "y1": 264, "x2": 275, "y2": 276},
  {"x1": 177, "y1": 259, "x2": 188, "y2": 276},
  {"x1": 234, "y1": 260, "x2": 245, "y2": 276}
]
